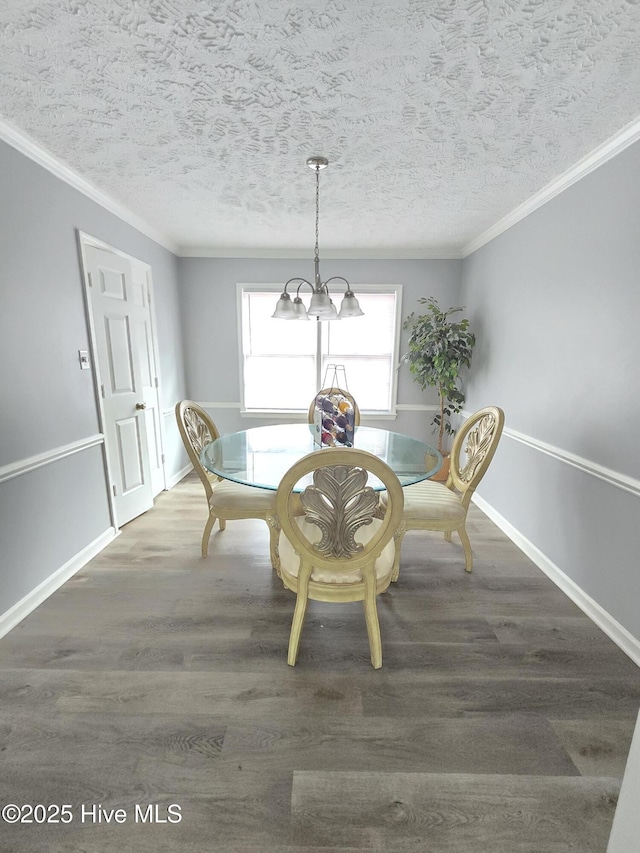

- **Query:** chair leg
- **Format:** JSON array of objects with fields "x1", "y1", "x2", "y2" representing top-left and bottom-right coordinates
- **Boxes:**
[
  {"x1": 218, "y1": 518, "x2": 227, "y2": 531},
  {"x1": 201, "y1": 512, "x2": 217, "y2": 557},
  {"x1": 266, "y1": 515, "x2": 281, "y2": 577},
  {"x1": 362, "y1": 570, "x2": 382, "y2": 669},
  {"x1": 391, "y1": 525, "x2": 406, "y2": 583},
  {"x1": 444, "y1": 530, "x2": 452, "y2": 542},
  {"x1": 458, "y1": 524, "x2": 473, "y2": 572},
  {"x1": 288, "y1": 563, "x2": 311, "y2": 666},
  {"x1": 288, "y1": 592, "x2": 309, "y2": 666}
]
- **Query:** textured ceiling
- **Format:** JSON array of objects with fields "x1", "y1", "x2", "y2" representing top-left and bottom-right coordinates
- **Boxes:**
[{"x1": 1, "y1": 0, "x2": 639, "y2": 255}]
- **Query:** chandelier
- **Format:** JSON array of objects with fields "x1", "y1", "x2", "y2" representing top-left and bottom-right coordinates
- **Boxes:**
[{"x1": 272, "y1": 157, "x2": 364, "y2": 321}]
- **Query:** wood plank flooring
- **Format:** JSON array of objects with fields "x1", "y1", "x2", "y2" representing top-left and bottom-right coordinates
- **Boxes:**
[{"x1": 1, "y1": 472, "x2": 639, "y2": 852}]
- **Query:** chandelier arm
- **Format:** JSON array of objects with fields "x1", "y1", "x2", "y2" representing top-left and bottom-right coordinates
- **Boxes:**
[
  {"x1": 323, "y1": 276, "x2": 352, "y2": 293},
  {"x1": 283, "y1": 277, "x2": 312, "y2": 295},
  {"x1": 293, "y1": 279, "x2": 315, "y2": 298}
]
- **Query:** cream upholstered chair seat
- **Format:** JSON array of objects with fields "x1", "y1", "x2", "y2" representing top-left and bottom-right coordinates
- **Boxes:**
[
  {"x1": 278, "y1": 517, "x2": 395, "y2": 585},
  {"x1": 175, "y1": 400, "x2": 278, "y2": 565},
  {"x1": 387, "y1": 406, "x2": 504, "y2": 577},
  {"x1": 400, "y1": 480, "x2": 467, "y2": 524},
  {"x1": 209, "y1": 480, "x2": 276, "y2": 513},
  {"x1": 275, "y1": 447, "x2": 404, "y2": 669}
]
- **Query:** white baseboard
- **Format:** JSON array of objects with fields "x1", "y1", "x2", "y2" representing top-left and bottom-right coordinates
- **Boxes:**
[
  {"x1": 0, "y1": 527, "x2": 117, "y2": 640},
  {"x1": 166, "y1": 463, "x2": 193, "y2": 490},
  {"x1": 472, "y1": 492, "x2": 640, "y2": 668}
]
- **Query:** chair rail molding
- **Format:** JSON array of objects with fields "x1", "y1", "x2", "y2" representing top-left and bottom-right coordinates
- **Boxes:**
[
  {"x1": 396, "y1": 403, "x2": 440, "y2": 412},
  {"x1": 461, "y1": 412, "x2": 640, "y2": 499},
  {"x1": 0, "y1": 434, "x2": 104, "y2": 486},
  {"x1": 506, "y1": 425, "x2": 640, "y2": 498}
]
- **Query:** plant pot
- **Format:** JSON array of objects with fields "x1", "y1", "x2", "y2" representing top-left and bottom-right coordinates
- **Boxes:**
[{"x1": 430, "y1": 453, "x2": 450, "y2": 482}]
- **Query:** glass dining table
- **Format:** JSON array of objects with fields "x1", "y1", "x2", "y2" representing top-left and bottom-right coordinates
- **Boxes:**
[{"x1": 200, "y1": 423, "x2": 442, "y2": 492}]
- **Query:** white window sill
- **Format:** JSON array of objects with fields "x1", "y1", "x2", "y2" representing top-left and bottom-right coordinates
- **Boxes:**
[{"x1": 240, "y1": 410, "x2": 398, "y2": 420}]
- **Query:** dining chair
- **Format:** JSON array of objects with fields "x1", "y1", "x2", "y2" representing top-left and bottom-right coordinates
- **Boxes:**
[
  {"x1": 175, "y1": 400, "x2": 278, "y2": 565},
  {"x1": 388, "y1": 406, "x2": 505, "y2": 577},
  {"x1": 275, "y1": 447, "x2": 404, "y2": 669},
  {"x1": 307, "y1": 387, "x2": 361, "y2": 426}
]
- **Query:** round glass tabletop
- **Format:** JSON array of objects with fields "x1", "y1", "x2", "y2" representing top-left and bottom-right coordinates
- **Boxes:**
[{"x1": 201, "y1": 423, "x2": 442, "y2": 492}]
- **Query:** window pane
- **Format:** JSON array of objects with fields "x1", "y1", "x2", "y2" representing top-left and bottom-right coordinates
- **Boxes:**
[
  {"x1": 324, "y1": 293, "x2": 396, "y2": 356},
  {"x1": 244, "y1": 356, "x2": 316, "y2": 409},
  {"x1": 244, "y1": 292, "x2": 315, "y2": 356},
  {"x1": 321, "y1": 355, "x2": 392, "y2": 411},
  {"x1": 321, "y1": 292, "x2": 398, "y2": 411},
  {"x1": 240, "y1": 286, "x2": 400, "y2": 413}
]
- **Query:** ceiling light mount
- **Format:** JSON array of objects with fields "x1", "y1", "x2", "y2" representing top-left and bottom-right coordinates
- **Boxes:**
[
  {"x1": 306, "y1": 156, "x2": 328, "y2": 171},
  {"x1": 272, "y1": 157, "x2": 364, "y2": 321}
]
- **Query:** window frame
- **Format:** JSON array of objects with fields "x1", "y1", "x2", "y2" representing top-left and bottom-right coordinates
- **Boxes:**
[{"x1": 236, "y1": 283, "x2": 403, "y2": 418}]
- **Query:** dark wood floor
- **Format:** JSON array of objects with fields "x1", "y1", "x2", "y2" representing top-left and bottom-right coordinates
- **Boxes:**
[{"x1": 1, "y1": 472, "x2": 639, "y2": 852}]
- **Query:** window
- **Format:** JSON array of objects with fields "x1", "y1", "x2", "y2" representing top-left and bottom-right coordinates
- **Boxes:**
[{"x1": 239, "y1": 284, "x2": 402, "y2": 414}]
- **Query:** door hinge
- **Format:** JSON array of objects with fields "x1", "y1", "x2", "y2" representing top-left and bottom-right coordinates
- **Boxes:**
[
  {"x1": 112, "y1": 484, "x2": 117, "y2": 497},
  {"x1": 154, "y1": 376, "x2": 159, "y2": 388},
  {"x1": 88, "y1": 271, "x2": 93, "y2": 287},
  {"x1": 161, "y1": 453, "x2": 165, "y2": 464},
  {"x1": 101, "y1": 384, "x2": 105, "y2": 399}
]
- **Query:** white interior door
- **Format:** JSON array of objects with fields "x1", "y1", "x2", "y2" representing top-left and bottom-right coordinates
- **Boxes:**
[
  {"x1": 85, "y1": 244, "x2": 156, "y2": 526},
  {"x1": 130, "y1": 261, "x2": 165, "y2": 497}
]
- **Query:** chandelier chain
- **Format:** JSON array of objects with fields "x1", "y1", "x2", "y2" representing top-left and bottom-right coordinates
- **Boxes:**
[{"x1": 314, "y1": 165, "x2": 320, "y2": 265}]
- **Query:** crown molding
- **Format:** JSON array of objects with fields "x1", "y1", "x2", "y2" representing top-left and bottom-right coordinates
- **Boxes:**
[
  {"x1": 177, "y1": 245, "x2": 464, "y2": 259},
  {"x1": 3, "y1": 110, "x2": 638, "y2": 263},
  {"x1": 462, "y1": 114, "x2": 640, "y2": 258},
  {"x1": 0, "y1": 117, "x2": 179, "y2": 255}
]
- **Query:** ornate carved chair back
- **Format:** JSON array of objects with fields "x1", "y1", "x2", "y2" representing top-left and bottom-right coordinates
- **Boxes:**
[
  {"x1": 277, "y1": 448, "x2": 403, "y2": 578},
  {"x1": 448, "y1": 406, "x2": 505, "y2": 507},
  {"x1": 275, "y1": 447, "x2": 404, "y2": 667},
  {"x1": 175, "y1": 400, "x2": 221, "y2": 502}
]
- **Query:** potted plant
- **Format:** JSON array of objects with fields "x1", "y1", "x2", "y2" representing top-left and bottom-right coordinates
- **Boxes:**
[{"x1": 400, "y1": 297, "x2": 475, "y2": 480}]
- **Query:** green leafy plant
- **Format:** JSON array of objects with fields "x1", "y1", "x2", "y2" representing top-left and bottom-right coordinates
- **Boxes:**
[{"x1": 401, "y1": 297, "x2": 475, "y2": 454}]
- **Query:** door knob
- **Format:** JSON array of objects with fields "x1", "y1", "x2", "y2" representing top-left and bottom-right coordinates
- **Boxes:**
[{"x1": 136, "y1": 402, "x2": 147, "y2": 410}]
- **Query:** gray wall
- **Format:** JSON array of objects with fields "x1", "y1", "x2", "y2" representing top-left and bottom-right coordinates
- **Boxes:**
[
  {"x1": 0, "y1": 139, "x2": 187, "y2": 619},
  {"x1": 461, "y1": 139, "x2": 640, "y2": 641},
  {"x1": 178, "y1": 256, "x2": 462, "y2": 441},
  {"x1": 4, "y1": 125, "x2": 639, "y2": 653}
]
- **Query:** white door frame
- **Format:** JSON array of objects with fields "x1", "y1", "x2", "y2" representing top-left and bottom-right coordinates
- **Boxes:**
[{"x1": 77, "y1": 230, "x2": 168, "y2": 529}]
